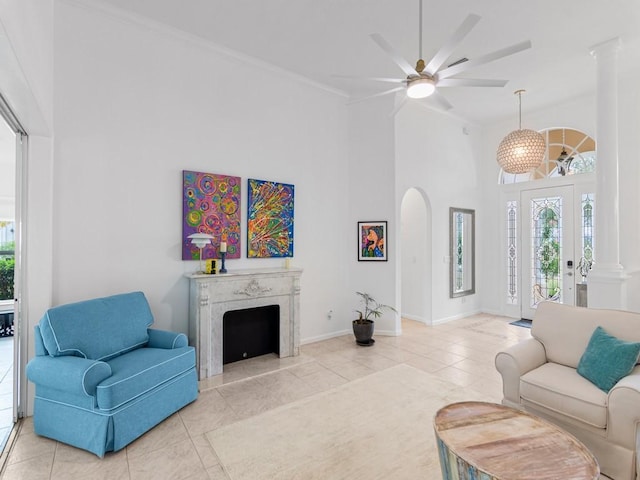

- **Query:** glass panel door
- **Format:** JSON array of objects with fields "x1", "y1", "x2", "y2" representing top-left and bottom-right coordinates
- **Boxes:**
[{"x1": 521, "y1": 186, "x2": 574, "y2": 320}]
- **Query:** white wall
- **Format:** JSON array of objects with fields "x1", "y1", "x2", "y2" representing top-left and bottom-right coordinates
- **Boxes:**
[
  {"x1": 0, "y1": 120, "x2": 16, "y2": 220},
  {"x1": 346, "y1": 98, "x2": 398, "y2": 334},
  {"x1": 400, "y1": 188, "x2": 430, "y2": 323},
  {"x1": 395, "y1": 102, "x2": 482, "y2": 323},
  {"x1": 53, "y1": 1, "x2": 353, "y2": 342},
  {"x1": 0, "y1": 0, "x2": 53, "y2": 134}
]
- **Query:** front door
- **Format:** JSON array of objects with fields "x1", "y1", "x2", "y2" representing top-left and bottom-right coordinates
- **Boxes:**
[{"x1": 521, "y1": 186, "x2": 575, "y2": 320}]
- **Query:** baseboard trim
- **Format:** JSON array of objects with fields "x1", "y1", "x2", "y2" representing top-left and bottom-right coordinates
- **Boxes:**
[
  {"x1": 401, "y1": 313, "x2": 425, "y2": 323},
  {"x1": 301, "y1": 326, "x2": 401, "y2": 344},
  {"x1": 301, "y1": 310, "x2": 488, "y2": 343},
  {"x1": 433, "y1": 309, "x2": 482, "y2": 325},
  {"x1": 300, "y1": 329, "x2": 351, "y2": 345},
  {"x1": 374, "y1": 329, "x2": 401, "y2": 337}
]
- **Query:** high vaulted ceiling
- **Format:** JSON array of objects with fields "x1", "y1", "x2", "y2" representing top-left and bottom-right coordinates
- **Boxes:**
[{"x1": 92, "y1": 0, "x2": 640, "y2": 124}]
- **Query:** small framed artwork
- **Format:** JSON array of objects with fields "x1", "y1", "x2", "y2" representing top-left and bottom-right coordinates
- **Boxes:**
[{"x1": 358, "y1": 221, "x2": 388, "y2": 261}]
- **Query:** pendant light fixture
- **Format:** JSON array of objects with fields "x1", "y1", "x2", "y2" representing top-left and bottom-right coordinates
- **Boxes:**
[
  {"x1": 496, "y1": 90, "x2": 546, "y2": 174},
  {"x1": 555, "y1": 128, "x2": 574, "y2": 176}
]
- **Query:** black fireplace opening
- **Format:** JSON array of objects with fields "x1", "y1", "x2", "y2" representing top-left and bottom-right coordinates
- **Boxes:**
[{"x1": 223, "y1": 305, "x2": 280, "y2": 365}]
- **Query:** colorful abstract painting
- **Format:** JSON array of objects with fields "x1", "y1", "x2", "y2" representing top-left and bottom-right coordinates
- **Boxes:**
[
  {"x1": 182, "y1": 170, "x2": 241, "y2": 260},
  {"x1": 247, "y1": 178, "x2": 295, "y2": 258},
  {"x1": 358, "y1": 221, "x2": 388, "y2": 261}
]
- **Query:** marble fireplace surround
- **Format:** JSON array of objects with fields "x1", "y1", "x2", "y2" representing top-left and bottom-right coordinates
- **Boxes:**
[{"x1": 187, "y1": 268, "x2": 302, "y2": 379}]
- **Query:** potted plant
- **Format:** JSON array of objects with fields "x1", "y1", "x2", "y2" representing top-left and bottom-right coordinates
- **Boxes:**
[{"x1": 352, "y1": 291, "x2": 397, "y2": 346}]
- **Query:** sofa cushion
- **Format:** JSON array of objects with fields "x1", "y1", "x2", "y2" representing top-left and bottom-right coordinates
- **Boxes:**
[
  {"x1": 577, "y1": 326, "x2": 640, "y2": 393},
  {"x1": 520, "y1": 362, "x2": 608, "y2": 429},
  {"x1": 38, "y1": 292, "x2": 153, "y2": 361},
  {"x1": 96, "y1": 346, "x2": 195, "y2": 411}
]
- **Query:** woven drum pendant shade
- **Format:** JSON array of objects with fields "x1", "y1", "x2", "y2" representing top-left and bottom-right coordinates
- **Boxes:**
[
  {"x1": 497, "y1": 129, "x2": 546, "y2": 174},
  {"x1": 496, "y1": 90, "x2": 546, "y2": 174}
]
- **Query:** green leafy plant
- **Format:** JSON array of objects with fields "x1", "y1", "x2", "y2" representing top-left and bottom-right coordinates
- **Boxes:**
[
  {"x1": 354, "y1": 291, "x2": 397, "y2": 324},
  {"x1": 0, "y1": 241, "x2": 14, "y2": 253},
  {"x1": 0, "y1": 257, "x2": 15, "y2": 300}
]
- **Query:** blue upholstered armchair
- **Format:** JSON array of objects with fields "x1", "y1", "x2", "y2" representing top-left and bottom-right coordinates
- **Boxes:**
[{"x1": 26, "y1": 291, "x2": 198, "y2": 457}]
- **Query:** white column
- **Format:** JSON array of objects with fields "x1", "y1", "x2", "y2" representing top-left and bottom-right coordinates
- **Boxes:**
[{"x1": 587, "y1": 38, "x2": 629, "y2": 309}]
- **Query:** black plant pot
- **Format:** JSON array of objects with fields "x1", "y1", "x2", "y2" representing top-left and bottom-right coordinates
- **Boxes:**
[{"x1": 352, "y1": 319, "x2": 375, "y2": 346}]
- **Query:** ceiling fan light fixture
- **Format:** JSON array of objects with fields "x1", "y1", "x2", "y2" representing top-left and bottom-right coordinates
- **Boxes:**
[
  {"x1": 406, "y1": 77, "x2": 435, "y2": 99},
  {"x1": 496, "y1": 90, "x2": 546, "y2": 174}
]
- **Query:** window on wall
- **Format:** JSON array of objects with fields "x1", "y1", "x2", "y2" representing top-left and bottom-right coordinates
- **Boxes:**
[
  {"x1": 454, "y1": 211, "x2": 464, "y2": 292},
  {"x1": 506, "y1": 201, "x2": 518, "y2": 305},
  {"x1": 500, "y1": 128, "x2": 596, "y2": 184},
  {"x1": 0, "y1": 221, "x2": 14, "y2": 301},
  {"x1": 579, "y1": 193, "x2": 595, "y2": 279}
]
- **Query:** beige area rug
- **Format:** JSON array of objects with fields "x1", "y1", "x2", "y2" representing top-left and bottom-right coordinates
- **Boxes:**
[{"x1": 207, "y1": 364, "x2": 470, "y2": 480}]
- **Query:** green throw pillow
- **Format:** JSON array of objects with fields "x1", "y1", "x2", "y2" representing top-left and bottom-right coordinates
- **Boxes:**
[{"x1": 577, "y1": 326, "x2": 640, "y2": 393}]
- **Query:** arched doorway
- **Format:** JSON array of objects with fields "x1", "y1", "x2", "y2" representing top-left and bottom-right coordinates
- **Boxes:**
[{"x1": 400, "y1": 188, "x2": 432, "y2": 325}]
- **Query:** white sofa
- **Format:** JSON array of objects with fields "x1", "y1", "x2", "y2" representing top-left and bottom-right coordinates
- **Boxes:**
[{"x1": 495, "y1": 301, "x2": 640, "y2": 480}]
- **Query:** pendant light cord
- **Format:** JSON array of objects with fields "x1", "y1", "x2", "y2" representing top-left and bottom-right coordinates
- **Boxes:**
[
  {"x1": 418, "y1": 0, "x2": 423, "y2": 60},
  {"x1": 515, "y1": 89, "x2": 525, "y2": 130},
  {"x1": 518, "y1": 92, "x2": 522, "y2": 129}
]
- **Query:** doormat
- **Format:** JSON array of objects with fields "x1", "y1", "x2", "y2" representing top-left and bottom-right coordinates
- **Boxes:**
[{"x1": 509, "y1": 318, "x2": 532, "y2": 329}]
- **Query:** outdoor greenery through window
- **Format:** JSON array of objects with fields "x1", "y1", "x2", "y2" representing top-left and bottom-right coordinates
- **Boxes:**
[
  {"x1": 0, "y1": 221, "x2": 15, "y2": 301},
  {"x1": 531, "y1": 197, "x2": 562, "y2": 306}
]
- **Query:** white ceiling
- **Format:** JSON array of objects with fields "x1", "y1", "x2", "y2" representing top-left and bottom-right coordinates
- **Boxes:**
[{"x1": 93, "y1": 0, "x2": 640, "y2": 124}]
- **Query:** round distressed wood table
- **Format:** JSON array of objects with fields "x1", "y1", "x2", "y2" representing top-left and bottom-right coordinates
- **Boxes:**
[{"x1": 433, "y1": 401, "x2": 599, "y2": 480}]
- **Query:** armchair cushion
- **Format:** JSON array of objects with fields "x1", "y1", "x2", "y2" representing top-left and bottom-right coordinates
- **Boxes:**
[
  {"x1": 521, "y1": 362, "x2": 608, "y2": 428},
  {"x1": 38, "y1": 292, "x2": 153, "y2": 360},
  {"x1": 26, "y1": 355, "x2": 112, "y2": 397},
  {"x1": 96, "y1": 346, "x2": 195, "y2": 410},
  {"x1": 577, "y1": 326, "x2": 640, "y2": 393}
]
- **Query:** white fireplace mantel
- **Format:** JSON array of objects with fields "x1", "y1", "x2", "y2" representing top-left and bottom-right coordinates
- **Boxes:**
[{"x1": 187, "y1": 268, "x2": 302, "y2": 379}]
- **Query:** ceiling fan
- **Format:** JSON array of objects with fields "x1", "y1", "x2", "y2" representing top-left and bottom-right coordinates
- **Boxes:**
[{"x1": 341, "y1": 0, "x2": 532, "y2": 111}]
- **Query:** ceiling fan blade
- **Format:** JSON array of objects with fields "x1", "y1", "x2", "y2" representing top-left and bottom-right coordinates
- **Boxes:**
[
  {"x1": 437, "y1": 78, "x2": 508, "y2": 87},
  {"x1": 347, "y1": 86, "x2": 406, "y2": 105},
  {"x1": 370, "y1": 33, "x2": 419, "y2": 77},
  {"x1": 428, "y1": 91, "x2": 453, "y2": 111},
  {"x1": 437, "y1": 40, "x2": 532, "y2": 80},
  {"x1": 424, "y1": 14, "x2": 481, "y2": 76},
  {"x1": 333, "y1": 75, "x2": 405, "y2": 84}
]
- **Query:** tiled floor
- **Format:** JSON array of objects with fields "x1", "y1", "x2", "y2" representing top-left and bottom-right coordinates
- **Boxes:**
[{"x1": 0, "y1": 315, "x2": 608, "y2": 479}]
